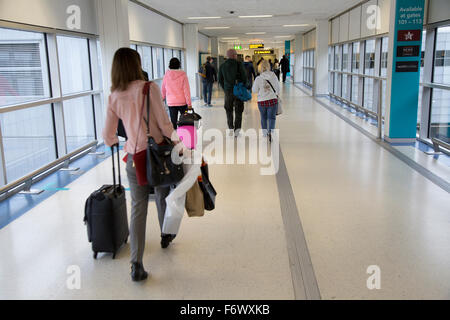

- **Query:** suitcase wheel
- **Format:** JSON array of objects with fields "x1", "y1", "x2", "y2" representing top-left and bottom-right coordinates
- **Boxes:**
[
  {"x1": 112, "y1": 253, "x2": 116, "y2": 260},
  {"x1": 93, "y1": 252, "x2": 98, "y2": 259},
  {"x1": 124, "y1": 238, "x2": 128, "y2": 244}
]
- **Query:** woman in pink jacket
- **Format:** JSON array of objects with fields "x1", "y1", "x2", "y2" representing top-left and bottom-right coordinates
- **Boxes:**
[
  {"x1": 103, "y1": 48, "x2": 183, "y2": 282},
  {"x1": 161, "y1": 58, "x2": 192, "y2": 129}
]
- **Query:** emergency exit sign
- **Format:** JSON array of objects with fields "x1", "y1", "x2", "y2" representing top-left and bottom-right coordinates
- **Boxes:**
[{"x1": 234, "y1": 45, "x2": 242, "y2": 50}]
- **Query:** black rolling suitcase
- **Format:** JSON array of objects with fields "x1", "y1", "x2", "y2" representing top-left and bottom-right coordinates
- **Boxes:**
[{"x1": 84, "y1": 144, "x2": 129, "y2": 259}]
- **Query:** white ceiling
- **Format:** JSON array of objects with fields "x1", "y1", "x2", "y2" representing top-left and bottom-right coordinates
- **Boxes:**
[{"x1": 138, "y1": 0, "x2": 361, "y2": 45}]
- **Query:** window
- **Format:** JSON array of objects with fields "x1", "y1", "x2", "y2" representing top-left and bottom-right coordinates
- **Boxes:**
[
  {"x1": 381, "y1": 37, "x2": 388, "y2": 77},
  {"x1": 364, "y1": 78, "x2": 374, "y2": 112},
  {"x1": 342, "y1": 74, "x2": 348, "y2": 100},
  {"x1": 0, "y1": 104, "x2": 56, "y2": 185},
  {"x1": 433, "y1": 26, "x2": 450, "y2": 85},
  {"x1": 137, "y1": 45, "x2": 153, "y2": 80},
  {"x1": 180, "y1": 50, "x2": 185, "y2": 70},
  {"x1": 57, "y1": 35, "x2": 92, "y2": 95},
  {"x1": 364, "y1": 39, "x2": 375, "y2": 76},
  {"x1": 334, "y1": 45, "x2": 341, "y2": 70},
  {"x1": 352, "y1": 42, "x2": 360, "y2": 73},
  {"x1": 152, "y1": 47, "x2": 164, "y2": 79},
  {"x1": 430, "y1": 88, "x2": 450, "y2": 143},
  {"x1": 351, "y1": 76, "x2": 359, "y2": 103},
  {"x1": 0, "y1": 28, "x2": 50, "y2": 107},
  {"x1": 420, "y1": 31, "x2": 426, "y2": 83},
  {"x1": 164, "y1": 48, "x2": 173, "y2": 73},
  {"x1": 0, "y1": 25, "x2": 103, "y2": 191},
  {"x1": 342, "y1": 44, "x2": 349, "y2": 72},
  {"x1": 63, "y1": 96, "x2": 95, "y2": 153}
]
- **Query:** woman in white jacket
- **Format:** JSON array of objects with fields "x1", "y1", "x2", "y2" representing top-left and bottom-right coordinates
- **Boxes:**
[{"x1": 252, "y1": 60, "x2": 280, "y2": 142}]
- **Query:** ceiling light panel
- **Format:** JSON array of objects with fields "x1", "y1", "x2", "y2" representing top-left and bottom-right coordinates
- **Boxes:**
[
  {"x1": 204, "y1": 27, "x2": 231, "y2": 29},
  {"x1": 188, "y1": 16, "x2": 222, "y2": 19},
  {"x1": 238, "y1": 15, "x2": 273, "y2": 18}
]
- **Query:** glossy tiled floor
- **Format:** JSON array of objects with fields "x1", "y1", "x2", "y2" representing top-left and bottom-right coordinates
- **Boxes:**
[{"x1": 0, "y1": 82, "x2": 449, "y2": 300}]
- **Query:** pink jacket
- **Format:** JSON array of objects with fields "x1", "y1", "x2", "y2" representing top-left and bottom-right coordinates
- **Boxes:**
[
  {"x1": 161, "y1": 70, "x2": 192, "y2": 107},
  {"x1": 103, "y1": 81, "x2": 178, "y2": 155}
]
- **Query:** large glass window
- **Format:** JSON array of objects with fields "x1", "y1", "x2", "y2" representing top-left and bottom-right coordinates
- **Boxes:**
[
  {"x1": 433, "y1": 26, "x2": 450, "y2": 85},
  {"x1": 137, "y1": 45, "x2": 153, "y2": 80},
  {"x1": 63, "y1": 96, "x2": 95, "y2": 153},
  {"x1": 342, "y1": 74, "x2": 348, "y2": 100},
  {"x1": 342, "y1": 44, "x2": 349, "y2": 72},
  {"x1": 364, "y1": 78, "x2": 374, "y2": 112},
  {"x1": 152, "y1": 47, "x2": 164, "y2": 79},
  {"x1": 334, "y1": 45, "x2": 341, "y2": 70},
  {"x1": 364, "y1": 39, "x2": 375, "y2": 76},
  {"x1": 0, "y1": 104, "x2": 56, "y2": 185},
  {"x1": 430, "y1": 88, "x2": 450, "y2": 143},
  {"x1": 352, "y1": 42, "x2": 360, "y2": 73},
  {"x1": 351, "y1": 76, "x2": 359, "y2": 103},
  {"x1": 0, "y1": 25, "x2": 103, "y2": 193},
  {"x1": 164, "y1": 48, "x2": 173, "y2": 73},
  {"x1": 57, "y1": 35, "x2": 92, "y2": 95},
  {"x1": 0, "y1": 28, "x2": 50, "y2": 107},
  {"x1": 381, "y1": 37, "x2": 389, "y2": 77}
]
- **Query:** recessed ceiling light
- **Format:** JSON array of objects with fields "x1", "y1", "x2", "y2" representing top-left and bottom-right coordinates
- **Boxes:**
[
  {"x1": 188, "y1": 17, "x2": 222, "y2": 19},
  {"x1": 204, "y1": 27, "x2": 231, "y2": 29},
  {"x1": 275, "y1": 35, "x2": 292, "y2": 38},
  {"x1": 221, "y1": 37, "x2": 239, "y2": 40},
  {"x1": 239, "y1": 15, "x2": 273, "y2": 18},
  {"x1": 246, "y1": 32, "x2": 266, "y2": 35},
  {"x1": 283, "y1": 24, "x2": 309, "y2": 27}
]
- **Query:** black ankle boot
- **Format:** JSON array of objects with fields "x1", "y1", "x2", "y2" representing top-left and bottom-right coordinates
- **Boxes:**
[
  {"x1": 131, "y1": 262, "x2": 148, "y2": 282},
  {"x1": 161, "y1": 234, "x2": 176, "y2": 249}
]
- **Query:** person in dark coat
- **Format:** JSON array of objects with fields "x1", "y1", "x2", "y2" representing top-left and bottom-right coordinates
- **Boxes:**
[
  {"x1": 279, "y1": 55, "x2": 290, "y2": 83},
  {"x1": 218, "y1": 49, "x2": 248, "y2": 137},
  {"x1": 202, "y1": 56, "x2": 217, "y2": 107},
  {"x1": 243, "y1": 55, "x2": 256, "y2": 89}
]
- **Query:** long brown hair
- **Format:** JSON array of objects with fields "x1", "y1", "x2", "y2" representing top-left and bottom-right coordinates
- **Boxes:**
[{"x1": 111, "y1": 48, "x2": 145, "y2": 92}]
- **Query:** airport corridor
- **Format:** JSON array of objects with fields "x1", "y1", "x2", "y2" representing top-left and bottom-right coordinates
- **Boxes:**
[{"x1": 1, "y1": 82, "x2": 449, "y2": 300}]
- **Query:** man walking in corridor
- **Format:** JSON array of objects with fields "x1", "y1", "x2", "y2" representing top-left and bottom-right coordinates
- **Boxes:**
[
  {"x1": 219, "y1": 49, "x2": 248, "y2": 137},
  {"x1": 279, "y1": 55, "x2": 290, "y2": 83}
]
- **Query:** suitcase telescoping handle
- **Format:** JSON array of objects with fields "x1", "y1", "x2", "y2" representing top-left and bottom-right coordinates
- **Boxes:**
[{"x1": 111, "y1": 144, "x2": 122, "y2": 191}]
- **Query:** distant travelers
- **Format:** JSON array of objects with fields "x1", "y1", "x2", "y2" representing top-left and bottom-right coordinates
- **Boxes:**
[
  {"x1": 201, "y1": 56, "x2": 217, "y2": 107},
  {"x1": 218, "y1": 49, "x2": 248, "y2": 137},
  {"x1": 279, "y1": 55, "x2": 290, "y2": 83},
  {"x1": 103, "y1": 48, "x2": 183, "y2": 282},
  {"x1": 161, "y1": 57, "x2": 192, "y2": 129},
  {"x1": 273, "y1": 59, "x2": 280, "y2": 80},
  {"x1": 268, "y1": 59, "x2": 273, "y2": 71},
  {"x1": 243, "y1": 55, "x2": 256, "y2": 89},
  {"x1": 252, "y1": 60, "x2": 280, "y2": 143}
]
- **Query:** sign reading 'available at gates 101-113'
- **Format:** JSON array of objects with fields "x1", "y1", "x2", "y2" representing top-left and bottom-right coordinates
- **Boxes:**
[
  {"x1": 250, "y1": 44, "x2": 264, "y2": 49},
  {"x1": 386, "y1": 0, "x2": 425, "y2": 141}
]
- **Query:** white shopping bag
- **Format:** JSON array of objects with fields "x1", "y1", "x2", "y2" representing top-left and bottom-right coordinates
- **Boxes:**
[{"x1": 162, "y1": 162, "x2": 201, "y2": 235}]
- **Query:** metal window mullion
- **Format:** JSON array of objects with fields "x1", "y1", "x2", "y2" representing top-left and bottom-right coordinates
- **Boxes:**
[
  {"x1": 0, "y1": 122, "x2": 7, "y2": 185},
  {"x1": 420, "y1": 27, "x2": 436, "y2": 140},
  {"x1": 47, "y1": 34, "x2": 68, "y2": 157},
  {"x1": 358, "y1": 41, "x2": 365, "y2": 109},
  {"x1": 150, "y1": 46, "x2": 155, "y2": 80},
  {"x1": 373, "y1": 37, "x2": 382, "y2": 117}
]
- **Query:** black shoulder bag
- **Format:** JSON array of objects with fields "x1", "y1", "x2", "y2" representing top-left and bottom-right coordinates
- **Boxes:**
[{"x1": 142, "y1": 83, "x2": 184, "y2": 187}]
